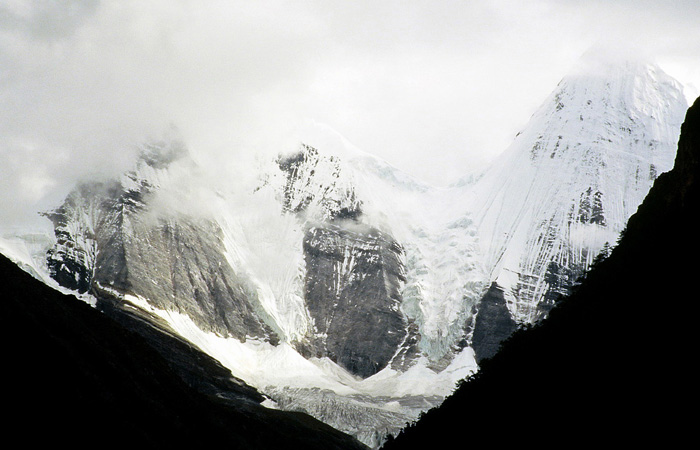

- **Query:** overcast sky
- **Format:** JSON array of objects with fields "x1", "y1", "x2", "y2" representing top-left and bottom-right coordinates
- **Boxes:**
[{"x1": 2, "y1": 0, "x2": 699, "y2": 229}]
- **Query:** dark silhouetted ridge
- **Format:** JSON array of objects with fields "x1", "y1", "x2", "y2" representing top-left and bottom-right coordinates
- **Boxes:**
[{"x1": 1, "y1": 252, "x2": 368, "y2": 449}]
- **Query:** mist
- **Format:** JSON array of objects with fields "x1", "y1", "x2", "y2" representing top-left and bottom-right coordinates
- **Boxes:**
[{"x1": 2, "y1": 0, "x2": 699, "y2": 230}]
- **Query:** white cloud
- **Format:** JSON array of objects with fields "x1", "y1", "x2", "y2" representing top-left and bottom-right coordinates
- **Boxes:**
[{"x1": 1, "y1": 0, "x2": 699, "y2": 228}]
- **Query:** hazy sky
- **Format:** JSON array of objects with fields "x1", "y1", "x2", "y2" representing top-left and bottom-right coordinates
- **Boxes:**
[{"x1": 2, "y1": 0, "x2": 699, "y2": 228}]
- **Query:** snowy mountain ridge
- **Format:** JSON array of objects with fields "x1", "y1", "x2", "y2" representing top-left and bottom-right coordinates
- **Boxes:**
[{"x1": 0, "y1": 53, "x2": 688, "y2": 447}]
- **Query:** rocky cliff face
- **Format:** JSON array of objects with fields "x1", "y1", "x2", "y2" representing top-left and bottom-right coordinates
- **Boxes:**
[
  {"x1": 43, "y1": 140, "x2": 276, "y2": 343},
  {"x1": 274, "y1": 145, "x2": 410, "y2": 377},
  {"x1": 301, "y1": 223, "x2": 407, "y2": 378}
]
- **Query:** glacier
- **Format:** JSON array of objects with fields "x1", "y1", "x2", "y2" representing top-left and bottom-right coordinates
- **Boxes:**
[{"x1": 0, "y1": 52, "x2": 689, "y2": 448}]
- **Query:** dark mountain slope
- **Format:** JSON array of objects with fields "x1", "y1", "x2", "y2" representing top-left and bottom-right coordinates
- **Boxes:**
[
  {"x1": 1, "y1": 252, "x2": 368, "y2": 449},
  {"x1": 382, "y1": 97, "x2": 700, "y2": 449}
]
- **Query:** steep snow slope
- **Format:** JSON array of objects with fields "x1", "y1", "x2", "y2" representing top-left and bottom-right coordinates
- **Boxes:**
[{"x1": 462, "y1": 53, "x2": 687, "y2": 324}]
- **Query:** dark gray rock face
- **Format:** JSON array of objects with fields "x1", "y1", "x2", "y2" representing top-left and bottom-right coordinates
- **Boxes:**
[
  {"x1": 44, "y1": 144, "x2": 276, "y2": 343},
  {"x1": 471, "y1": 283, "x2": 518, "y2": 362},
  {"x1": 276, "y1": 145, "x2": 412, "y2": 378},
  {"x1": 471, "y1": 265, "x2": 583, "y2": 363},
  {"x1": 117, "y1": 215, "x2": 276, "y2": 341},
  {"x1": 43, "y1": 181, "x2": 121, "y2": 293},
  {"x1": 301, "y1": 222, "x2": 407, "y2": 378}
]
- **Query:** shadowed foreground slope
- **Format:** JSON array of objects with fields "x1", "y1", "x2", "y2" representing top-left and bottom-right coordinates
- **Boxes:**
[
  {"x1": 382, "y1": 96, "x2": 700, "y2": 449},
  {"x1": 1, "y1": 252, "x2": 367, "y2": 449}
]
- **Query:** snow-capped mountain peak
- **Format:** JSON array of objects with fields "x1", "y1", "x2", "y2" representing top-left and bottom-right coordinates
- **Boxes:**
[{"x1": 464, "y1": 54, "x2": 687, "y2": 324}]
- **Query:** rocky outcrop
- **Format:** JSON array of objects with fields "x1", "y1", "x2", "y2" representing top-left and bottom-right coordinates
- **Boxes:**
[
  {"x1": 470, "y1": 283, "x2": 518, "y2": 362},
  {"x1": 274, "y1": 145, "x2": 414, "y2": 377},
  {"x1": 301, "y1": 222, "x2": 407, "y2": 377},
  {"x1": 43, "y1": 140, "x2": 276, "y2": 343}
]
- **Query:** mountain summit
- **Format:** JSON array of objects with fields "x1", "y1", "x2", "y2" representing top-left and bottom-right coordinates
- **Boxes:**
[{"x1": 465, "y1": 55, "x2": 686, "y2": 359}]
